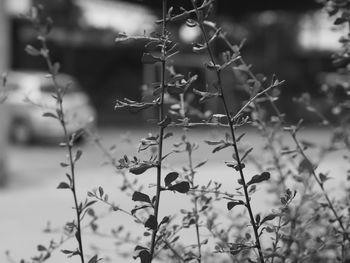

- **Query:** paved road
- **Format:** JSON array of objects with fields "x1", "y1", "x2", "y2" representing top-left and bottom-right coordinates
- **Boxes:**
[{"x1": 0, "y1": 127, "x2": 347, "y2": 263}]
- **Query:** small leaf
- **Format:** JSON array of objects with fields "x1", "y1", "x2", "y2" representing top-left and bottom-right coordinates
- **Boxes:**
[
  {"x1": 132, "y1": 191, "x2": 151, "y2": 204},
  {"x1": 131, "y1": 205, "x2": 150, "y2": 215},
  {"x1": 255, "y1": 214, "x2": 261, "y2": 225},
  {"x1": 194, "y1": 160, "x2": 207, "y2": 169},
  {"x1": 37, "y1": 245, "x2": 47, "y2": 251},
  {"x1": 60, "y1": 162, "x2": 69, "y2": 167},
  {"x1": 43, "y1": 253, "x2": 51, "y2": 261},
  {"x1": 247, "y1": 172, "x2": 270, "y2": 186},
  {"x1": 227, "y1": 200, "x2": 244, "y2": 210},
  {"x1": 74, "y1": 150, "x2": 83, "y2": 163},
  {"x1": 98, "y1": 186, "x2": 104, "y2": 197},
  {"x1": 88, "y1": 255, "x2": 98, "y2": 263},
  {"x1": 42, "y1": 112, "x2": 58, "y2": 119},
  {"x1": 57, "y1": 182, "x2": 70, "y2": 189},
  {"x1": 134, "y1": 245, "x2": 148, "y2": 252},
  {"x1": 138, "y1": 250, "x2": 151, "y2": 263},
  {"x1": 115, "y1": 32, "x2": 128, "y2": 42},
  {"x1": 205, "y1": 61, "x2": 217, "y2": 70},
  {"x1": 115, "y1": 99, "x2": 155, "y2": 113},
  {"x1": 160, "y1": 216, "x2": 170, "y2": 225},
  {"x1": 145, "y1": 215, "x2": 158, "y2": 230},
  {"x1": 212, "y1": 143, "x2": 230, "y2": 153},
  {"x1": 164, "y1": 172, "x2": 179, "y2": 186},
  {"x1": 85, "y1": 200, "x2": 97, "y2": 208},
  {"x1": 260, "y1": 214, "x2": 277, "y2": 225},
  {"x1": 75, "y1": 232, "x2": 80, "y2": 244},
  {"x1": 193, "y1": 89, "x2": 219, "y2": 103},
  {"x1": 298, "y1": 159, "x2": 313, "y2": 174},
  {"x1": 25, "y1": 45, "x2": 41, "y2": 56},
  {"x1": 319, "y1": 173, "x2": 329, "y2": 183},
  {"x1": 168, "y1": 181, "x2": 190, "y2": 193},
  {"x1": 163, "y1": 132, "x2": 173, "y2": 139},
  {"x1": 193, "y1": 43, "x2": 205, "y2": 52},
  {"x1": 61, "y1": 249, "x2": 73, "y2": 255},
  {"x1": 334, "y1": 17, "x2": 347, "y2": 25},
  {"x1": 204, "y1": 140, "x2": 224, "y2": 145},
  {"x1": 65, "y1": 173, "x2": 72, "y2": 183},
  {"x1": 226, "y1": 162, "x2": 245, "y2": 171},
  {"x1": 167, "y1": 83, "x2": 185, "y2": 95},
  {"x1": 212, "y1": 114, "x2": 227, "y2": 120},
  {"x1": 240, "y1": 147, "x2": 253, "y2": 162},
  {"x1": 129, "y1": 163, "x2": 154, "y2": 175},
  {"x1": 265, "y1": 226, "x2": 274, "y2": 233},
  {"x1": 280, "y1": 197, "x2": 287, "y2": 205}
]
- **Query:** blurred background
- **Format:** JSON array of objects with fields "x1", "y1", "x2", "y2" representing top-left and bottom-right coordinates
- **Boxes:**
[
  {"x1": 0, "y1": 0, "x2": 343, "y2": 125},
  {"x1": 0, "y1": 0, "x2": 348, "y2": 262}
]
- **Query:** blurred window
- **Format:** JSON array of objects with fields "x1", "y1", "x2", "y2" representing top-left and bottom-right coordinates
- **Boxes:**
[{"x1": 298, "y1": 11, "x2": 345, "y2": 51}]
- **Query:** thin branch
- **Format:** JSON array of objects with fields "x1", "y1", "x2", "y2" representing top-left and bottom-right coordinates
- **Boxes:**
[
  {"x1": 150, "y1": 0, "x2": 168, "y2": 260},
  {"x1": 190, "y1": 1, "x2": 265, "y2": 262},
  {"x1": 38, "y1": 36, "x2": 85, "y2": 263},
  {"x1": 291, "y1": 131, "x2": 349, "y2": 242},
  {"x1": 232, "y1": 80, "x2": 285, "y2": 121}
]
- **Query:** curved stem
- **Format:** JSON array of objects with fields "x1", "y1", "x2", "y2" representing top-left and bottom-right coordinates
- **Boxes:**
[
  {"x1": 189, "y1": 1, "x2": 264, "y2": 262},
  {"x1": 41, "y1": 39, "x2": 85, "y2": 263},
  {"x1": 222, "y1": 17, "x2": 350, "y2": 250},
  {"x1": 291, "y1": 132, "x2": 349, "y2": 242}
]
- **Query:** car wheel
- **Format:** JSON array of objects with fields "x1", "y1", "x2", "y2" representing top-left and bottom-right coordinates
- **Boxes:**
[{"x1": 11, "y1": 120, "x2": 33, "y2": 145}]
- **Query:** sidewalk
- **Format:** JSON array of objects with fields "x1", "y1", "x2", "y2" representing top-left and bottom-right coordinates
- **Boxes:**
[{"x1": 0, "y1": 127, "x2": 347, "y2": 263}]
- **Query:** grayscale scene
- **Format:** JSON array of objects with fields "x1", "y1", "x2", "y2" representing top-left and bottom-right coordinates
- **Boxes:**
[{"x1": 0, "y1": 0, "x2": 349, "y2": 262}]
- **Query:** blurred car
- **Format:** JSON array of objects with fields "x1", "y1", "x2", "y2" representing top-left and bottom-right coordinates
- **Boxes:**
[{"x1": 4, "y1": 70, "x2": 96, "y2": 144}]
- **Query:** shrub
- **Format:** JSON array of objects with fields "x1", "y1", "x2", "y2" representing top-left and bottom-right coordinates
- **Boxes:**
[{"x1": 14, "y1": 0, "x2": 350, "y2": 263}]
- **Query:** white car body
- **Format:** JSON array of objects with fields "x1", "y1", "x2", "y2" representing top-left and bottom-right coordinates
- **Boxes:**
[{"x1": 4, "y1": 71, "x2": 96, "y2": 143}]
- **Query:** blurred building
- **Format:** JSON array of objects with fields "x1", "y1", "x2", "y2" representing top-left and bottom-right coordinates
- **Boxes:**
[
  {"x1": 0, "y1": 0, "x2": 10, "y2": 73},
  {"x1": 0, "y1": 0, "x2": 10, "y2": 185},
  {"x1": 5, "y1": 0, "x2": 157, "y2": 124},
  {"x1": 3, "y1": 0, "x2": 340, "y2": 124}
]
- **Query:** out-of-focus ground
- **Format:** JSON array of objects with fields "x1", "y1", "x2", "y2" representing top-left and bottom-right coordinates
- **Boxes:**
[{"x1": 0, "y1": 126, "x2": 348, "y2": 263}]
